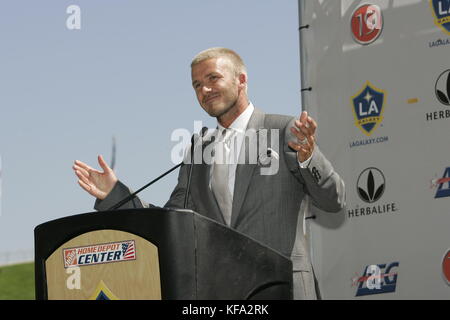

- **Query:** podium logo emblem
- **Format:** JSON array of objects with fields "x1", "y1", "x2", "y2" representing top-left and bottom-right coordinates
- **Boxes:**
[
  {"x1": 89, "y1": 280, "x2": 119, "y2": 300},
  {"x1": 63, "y1": 240, "x2": 136, "y2": 268}
]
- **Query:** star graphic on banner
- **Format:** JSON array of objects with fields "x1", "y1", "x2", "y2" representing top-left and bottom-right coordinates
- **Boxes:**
[{"x1": 364, "y1": 91, "x2": 373, "y2": 102}]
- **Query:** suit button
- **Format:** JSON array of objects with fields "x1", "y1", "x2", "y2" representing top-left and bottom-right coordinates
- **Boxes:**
[{"x1": 312, "y1": 167, "x2": 321, "y2": 182}]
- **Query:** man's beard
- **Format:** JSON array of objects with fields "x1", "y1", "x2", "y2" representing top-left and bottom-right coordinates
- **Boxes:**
[{"x1": 205, "y1": 96, "x2": 238, "y2": 119}]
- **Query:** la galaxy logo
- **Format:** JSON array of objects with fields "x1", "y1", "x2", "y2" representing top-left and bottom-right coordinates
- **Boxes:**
[
  {"x1": 431, "y1": 0, "x2": 450, "y2": 35},
  {"x1": 351, "y1": 81, "x2": 386, "y2": 136}
]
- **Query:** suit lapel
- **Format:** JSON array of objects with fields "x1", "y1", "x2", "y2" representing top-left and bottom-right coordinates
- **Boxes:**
[{"x1": 230, "y1": 108, "x2": 265, "y2": 227}]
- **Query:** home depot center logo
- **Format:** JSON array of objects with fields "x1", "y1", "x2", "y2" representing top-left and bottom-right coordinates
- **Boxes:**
[{"x1": 63, "y1": 240, "x2": 136, "y2": 267}]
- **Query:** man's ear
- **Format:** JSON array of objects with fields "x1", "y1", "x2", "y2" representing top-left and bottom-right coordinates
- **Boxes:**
[{"x1": 238, "y1": 73, "x2": 247, "y2": 89}]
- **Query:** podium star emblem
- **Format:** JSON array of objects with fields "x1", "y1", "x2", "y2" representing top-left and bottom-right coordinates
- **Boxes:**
[{"x1": 89, "y1": 280, "x2": 119, "y2": 300}]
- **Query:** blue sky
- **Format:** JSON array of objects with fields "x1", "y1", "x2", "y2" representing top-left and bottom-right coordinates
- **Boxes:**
[{"x1": 0, "y1": 0, "x2": 302, "y2": 253}]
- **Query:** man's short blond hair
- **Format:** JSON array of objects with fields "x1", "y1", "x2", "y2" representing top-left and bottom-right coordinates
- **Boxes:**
[{"x1": 191, "y1": 47, "x2": 247, "y2": 76}]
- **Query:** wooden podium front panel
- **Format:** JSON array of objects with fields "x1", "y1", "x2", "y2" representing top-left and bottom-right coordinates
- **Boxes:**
[{"x1": 45, "y1": 230, "x2": 161, "y2": 300}]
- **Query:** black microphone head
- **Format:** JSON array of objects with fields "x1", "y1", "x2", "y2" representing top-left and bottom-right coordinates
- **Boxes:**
[
  {"x1": 200, "y1": 126, "x2": 208, "y2": 137},
  {"x1": 191, "y1": 127, "x2": 208, "y2": 144},
  {"x1": 190, "y1": 127, "x2": 209, "y2": 152}
]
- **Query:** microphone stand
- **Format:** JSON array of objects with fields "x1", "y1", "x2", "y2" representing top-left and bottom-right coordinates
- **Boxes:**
[
  {"x1": 107, "y1": 127, "x2": 208, "y2": 211},
  {"x1": 107, "y1": 162, "x2": 182, "y2": 211},
  {"x1": 184, "y1": 126, "x2": 208, "y2": 208},
  {"x1": 184, "y1": 149, "x2": 195, "y2": 208}
]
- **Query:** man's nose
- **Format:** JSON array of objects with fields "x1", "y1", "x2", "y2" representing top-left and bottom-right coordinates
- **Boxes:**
[{"x1": 202, "y1": 85, "x2": 212, "y2": 94}]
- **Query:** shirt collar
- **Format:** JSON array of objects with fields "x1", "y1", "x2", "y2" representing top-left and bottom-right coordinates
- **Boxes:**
[{"x1": 217, "y1": 102, "x2": 255, "y2": 134}]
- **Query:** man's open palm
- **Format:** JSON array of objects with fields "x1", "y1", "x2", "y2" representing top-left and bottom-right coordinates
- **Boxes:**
[{"x1": 73, "y1": 155, "x2": 117, "y2": 200}]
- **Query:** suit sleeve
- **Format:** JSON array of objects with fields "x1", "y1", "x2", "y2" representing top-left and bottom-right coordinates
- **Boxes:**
[
  {"x1": 283, "y1": 118, "x2": 346, "y2": 213},
  {"x1": 94, "y1": 180, "x2": 154, "y2": 211},
  {"x1": 163, "y1": 162, "x2": 196, "y2": 210},
  {"x1": 94, "y1": 162, "x2": 196, "y2": 212}
]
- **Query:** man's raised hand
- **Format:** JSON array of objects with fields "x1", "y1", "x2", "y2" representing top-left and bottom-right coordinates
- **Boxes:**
[
  {"x1": 72, "y1": 155, "x2": 118, "y2": 200},
  {"x1": 288, "y1": 111, "x2": 317, "y2": 163}
]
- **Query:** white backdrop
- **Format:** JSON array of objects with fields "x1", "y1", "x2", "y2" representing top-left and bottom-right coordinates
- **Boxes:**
[{"x1": 299, "y1": 0, "x2": 450, "y2": 299}]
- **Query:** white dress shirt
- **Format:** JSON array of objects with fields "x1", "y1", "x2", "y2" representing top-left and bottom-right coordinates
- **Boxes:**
[
  {"x1": 211, "y1": 102, "x2": 255, "y2": 197},
  {"x1": 209, "y1": 102, "x2": 313, "y2": 198}
]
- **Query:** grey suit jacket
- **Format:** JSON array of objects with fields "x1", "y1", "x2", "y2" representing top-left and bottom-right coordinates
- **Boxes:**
[{"x1": 95, "y1": 107, "x2": 346, "y2": 299}]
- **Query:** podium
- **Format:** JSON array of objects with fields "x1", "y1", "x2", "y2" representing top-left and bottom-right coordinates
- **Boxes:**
[{"x1": 34, "y1": 208, "x2": 293, "y2": 300}]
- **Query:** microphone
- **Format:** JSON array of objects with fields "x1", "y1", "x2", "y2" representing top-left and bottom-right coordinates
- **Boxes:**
[
  {"x1": 184, "y1": 126, "x2": 208, "y2": 208},
  {"x1": 107, "y1": 127, "x2": 208, "y2": 211}
]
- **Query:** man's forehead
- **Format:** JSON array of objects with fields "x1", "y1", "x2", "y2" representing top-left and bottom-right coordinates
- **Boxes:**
[{"x1": 191, "y1": 57, "x2": 232, "y2": 76}]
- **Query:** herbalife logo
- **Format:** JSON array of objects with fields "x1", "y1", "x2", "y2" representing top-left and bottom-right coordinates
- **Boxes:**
[
  {"x1": 357, "y1": 167, "x2": 385, "y2": 203},
  {"x1": 435, "y1": 69, "x2": 450, "y2": 106},
  {"x1": 426, "y1": 70, "x2": 450, "y2": 121},
  {"x1": 348, "y1": 167, "x2": 398, "y2": 219}
]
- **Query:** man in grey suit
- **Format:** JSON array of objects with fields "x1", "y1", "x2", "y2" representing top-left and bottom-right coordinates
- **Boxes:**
[{"x1": 73, "y1": 47, "x2": 345, "y2": 300}]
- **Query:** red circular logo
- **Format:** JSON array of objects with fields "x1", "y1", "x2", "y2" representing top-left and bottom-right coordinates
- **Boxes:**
[
  {"x1": 443, "y1": 250, "x2": 450, "y2": 285},
  {"x1": 351, "y1": 4, "x2": 383, "y2": 45}
]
